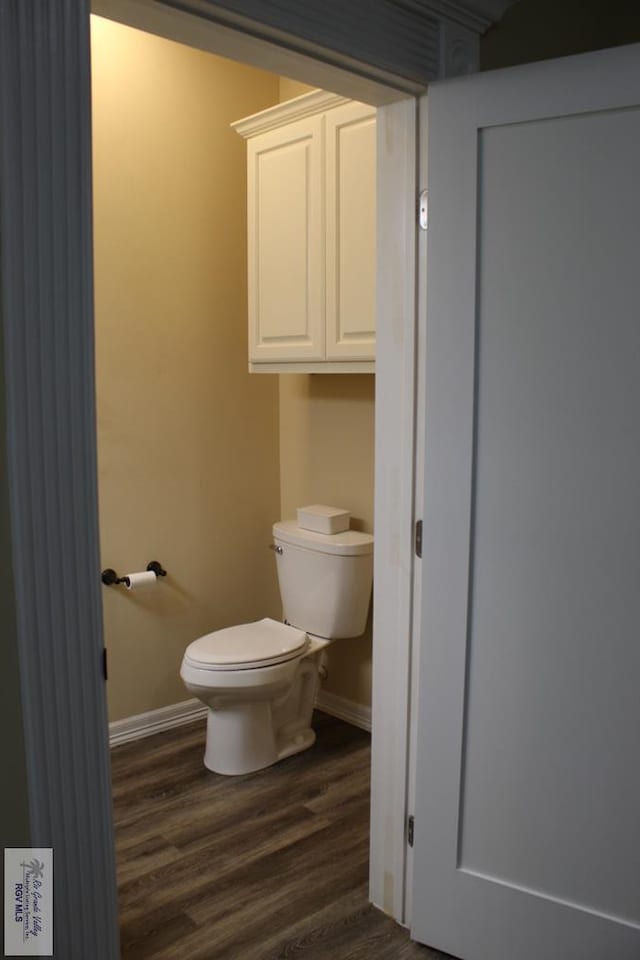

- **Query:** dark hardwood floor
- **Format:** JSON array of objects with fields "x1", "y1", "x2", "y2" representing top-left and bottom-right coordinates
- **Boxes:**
[{"x1": 111, "y1": 711, "x2": 449, "y2": 960}]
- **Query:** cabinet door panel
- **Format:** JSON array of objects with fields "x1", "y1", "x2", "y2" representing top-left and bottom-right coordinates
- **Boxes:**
[
  {"x1": 248, "y1": 116, "x2": 324, "y2": 362},
  {"x1": 325, "y1": 103, "x2": 376, "y2": 361}
]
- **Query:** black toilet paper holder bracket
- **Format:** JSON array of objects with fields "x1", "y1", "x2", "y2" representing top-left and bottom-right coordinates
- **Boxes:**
[{"x1": 101, "y1": 560, "x2": 167, "y2": 587}]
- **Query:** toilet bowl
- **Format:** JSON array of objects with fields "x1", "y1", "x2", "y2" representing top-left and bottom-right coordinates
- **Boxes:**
[
  {"x1": 181, "y1": 618, "x2": 328, "y2": 775},
  {"x1": 181, "y1": 513, "x2": 373, "y2": 776}
]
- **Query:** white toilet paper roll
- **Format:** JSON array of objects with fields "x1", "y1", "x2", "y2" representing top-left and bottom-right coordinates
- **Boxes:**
[{"x1": 125, "y1": 571, "x2": 157, "y2": 590}]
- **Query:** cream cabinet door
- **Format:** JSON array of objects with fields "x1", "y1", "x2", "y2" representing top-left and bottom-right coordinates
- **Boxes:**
[
  {"x1": 325, "y1": 102, "x2": 376, "y2": 361},
  {"x1": 247, "y1": 115, "x2": 324, "y2": 363}
]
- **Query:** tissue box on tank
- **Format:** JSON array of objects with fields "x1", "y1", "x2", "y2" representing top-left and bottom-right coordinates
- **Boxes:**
[{"x1": 296, "y1": 504, "x2": 350, "y2": 535}]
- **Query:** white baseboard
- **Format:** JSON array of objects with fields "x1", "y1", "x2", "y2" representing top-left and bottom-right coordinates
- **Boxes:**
[
  {"x1": 109, "y1": 698, "x2": 207, "y2": 748},
  {"x1": 109, "y1": 689, "x2": 371, "y2": 748},
  {"x1": 314, "y1": 689, "x2": 372, "y2": 732}
]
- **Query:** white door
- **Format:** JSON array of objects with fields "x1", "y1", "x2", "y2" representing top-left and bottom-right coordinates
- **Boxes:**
[{"x1": 411, "y1": 44, "x2": 640, "y2": 960}]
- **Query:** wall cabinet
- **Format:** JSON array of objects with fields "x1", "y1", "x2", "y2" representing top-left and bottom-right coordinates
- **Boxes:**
[{"x1": 233, "y1": 91, "x2": 376, "y2": 373}]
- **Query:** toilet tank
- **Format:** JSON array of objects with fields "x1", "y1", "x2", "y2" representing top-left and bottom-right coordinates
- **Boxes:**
[{"x1": 272, "y1": 521, "x2": 373, "y2": 639}]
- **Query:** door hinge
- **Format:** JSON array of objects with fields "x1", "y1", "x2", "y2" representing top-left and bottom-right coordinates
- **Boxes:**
[
  {"x1": 102, "y1": 647, "x2": 108, "y2": 681},
  {"x1": 418, "y1": 189, "x2": 428, "y2": 230},
  {"x1": 415, "y1": 519, "x2": 423, "y2": 558},
  {"x1": 407, "y1": 814, "x2": 415, "y2": 847}
]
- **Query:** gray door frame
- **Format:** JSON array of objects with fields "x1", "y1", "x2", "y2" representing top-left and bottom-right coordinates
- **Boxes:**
[{"x1": 0, "y1": 3, "x2": 121, "y2": 957}]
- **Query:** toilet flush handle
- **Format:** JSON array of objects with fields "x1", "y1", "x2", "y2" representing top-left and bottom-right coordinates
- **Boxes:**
[{"x1": 269, "y1": 543, "x2": 283, "y2": 555}]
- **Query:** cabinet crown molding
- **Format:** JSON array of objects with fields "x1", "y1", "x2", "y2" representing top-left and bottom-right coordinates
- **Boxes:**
[{"x1": 232, "y1": 89, "x2": 352, "y2": 139}]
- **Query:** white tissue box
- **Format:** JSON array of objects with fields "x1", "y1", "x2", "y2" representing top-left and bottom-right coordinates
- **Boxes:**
[{"x1": 297, "y1": 504, "x2": 350, "y2": 535}]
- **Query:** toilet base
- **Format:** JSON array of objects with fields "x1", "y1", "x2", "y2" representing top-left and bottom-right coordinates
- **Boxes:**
[
  {"x1": 201, "y1": 655, "x2": 321, "y2": 775},
  {"x1": 203, "y1": 704, "x2": 316, "y2": 775}
]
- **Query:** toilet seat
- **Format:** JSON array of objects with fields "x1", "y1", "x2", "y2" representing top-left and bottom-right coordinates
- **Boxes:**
[{"x1": 183, "y1": 617, "x2": 308, "y2": 671}]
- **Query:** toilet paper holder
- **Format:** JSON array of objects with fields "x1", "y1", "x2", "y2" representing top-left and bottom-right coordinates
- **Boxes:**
[{"x1": 101, "y1": 560, "x2": 167, "y2": 587}]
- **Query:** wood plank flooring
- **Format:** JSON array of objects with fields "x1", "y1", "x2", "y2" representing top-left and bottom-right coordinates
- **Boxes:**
[{"x1": 111, "y1": 711, "x2": 450, "y2": 960}]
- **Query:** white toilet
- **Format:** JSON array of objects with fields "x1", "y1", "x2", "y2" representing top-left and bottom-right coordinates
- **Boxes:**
[{"x1": 180, "y1": 517, "x2": 373, "y2": 775}]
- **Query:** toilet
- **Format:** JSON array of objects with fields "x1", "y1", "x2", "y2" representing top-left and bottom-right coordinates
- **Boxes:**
[{"x1": 180, "y1": 516, "x2": 373, "y2": 775}]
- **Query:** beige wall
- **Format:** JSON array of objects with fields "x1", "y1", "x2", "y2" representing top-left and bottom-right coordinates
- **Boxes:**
[
  {"x1": 279, "y1": 376, "x2": 375, "y2": 534},
  {"x1": 278, "y1": 77, "x2": 316, "y2": 100},
  {"x1": 93, "y1": 21, "x2": 375, "y2": 722},
  {"x1": 92, "y1": 17, "x2": 282, "y2": 722}
]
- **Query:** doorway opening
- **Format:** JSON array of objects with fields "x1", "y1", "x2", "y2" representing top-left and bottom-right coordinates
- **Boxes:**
[{"x1": 90, "y1": 2, "x2": 419, "y2": 948}]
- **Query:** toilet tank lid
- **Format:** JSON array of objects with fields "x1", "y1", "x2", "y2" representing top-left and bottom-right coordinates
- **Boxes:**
[
  {"x1": 185, "y1": 618, "x2": 307, "y2": 666},
  {"x1": 273, "y1": 520, "x2": 373, "y2": 556}
]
